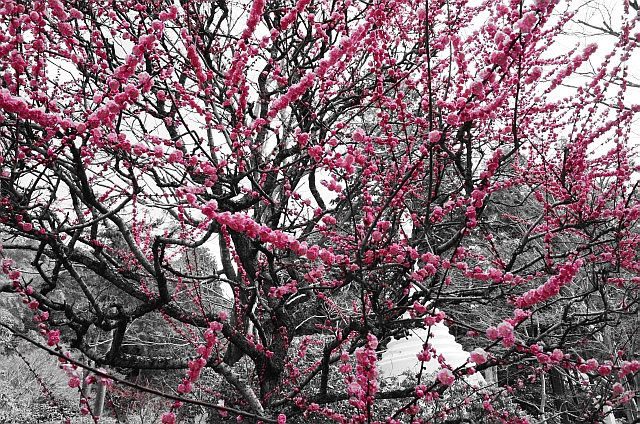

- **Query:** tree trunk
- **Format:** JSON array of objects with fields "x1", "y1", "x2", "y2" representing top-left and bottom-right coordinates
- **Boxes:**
[
  {"x1": 93, "y1": 381, "x2": 106, "y2": 418},
  {"x1": 223, "y1": 231, "x2": 258, "y2": 366},
  {"x1": 540, "y1": 371, "x2": 546, "y2": 415},
  {"x1": 628, "y1": 309, "x2": 640, "y2": 421},
  {"x1": 81, "y1": 367, "x2": 91, "y2": 397}
]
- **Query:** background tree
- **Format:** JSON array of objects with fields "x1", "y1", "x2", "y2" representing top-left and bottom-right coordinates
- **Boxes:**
[{"x1": 0, "y1": 0, "x2": 639, "y2": 423}]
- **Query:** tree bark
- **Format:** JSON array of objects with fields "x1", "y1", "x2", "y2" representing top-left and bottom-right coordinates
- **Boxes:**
[
  {"x1": 540, "y1": 371, "x2": 546, "y2": 415},
  {"x1": 93, "y1": 380, "x2": 106, "y2": 417}
]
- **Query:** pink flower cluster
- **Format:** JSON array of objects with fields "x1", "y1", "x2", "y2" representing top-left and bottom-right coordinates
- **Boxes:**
[
  {"x1": 504, "y1": 308, "x2": 532, "y2": 327},
  {"x1": 187, "y1": 44, "x2": 207, "y2": 85},
  {"x1": 0, "y1": 263, "x2": 66, "y2": 353},
  {"x1": 177, "y1": 321, "x2": 222, "y2": 394},
  {"x1": 534, "y1": 348, "x2": 564, "y2": 365},
  {"x1": 525, "y1": 66, "x2": 543, "y2": 84},
  {"x1": 353, "y1": 128, "x2": 366, "y2": 142},
  {"x1": 424, "y1": 310, "x2": 446, "y2": 326},
  {"x1": 268, "y1": 72, "x2": 316, "y2": 118},
  {"x1": 161, "y1": 412, "x2": 176, "y2": 424},
  {"x1": 486, "y1": 321, "x2": 515, "y2": 347},
  {"x1": 0, "y1": 89, "x2": 60, "y2": 129},
  {"x1": 429, "y1": 201, "x2": 456, "y2": 223},
  {"x1": 61, "y1": 361, "x2": 82, "y2": 384},
  {"x1": 514, "y1": 260, "x2": 583, "y2": 308},
  {"x1": 480, "y1": 148, "x2": 503, "y2": 180},
  {"x1": 158, "y1": 5, "x2": 179, "y2": 21},
  {"x1": 269, "y1": 280, "x2": 298, "y2": 298},
  {"x1": 47, "y1": 329, "x2": 61, "y2": 346},
  {"x1": 515, "y1": 11, "x2": 538, "y2": 34},
  {"x1": 279, "y1": 0, "x2": 311, "y2": 30},
  {"x1": 618, "y1": 360, "x2": 640, "y2": 378},
  {"x1": 411, "y1": 252, "x2": 439, "y2": 282},
  {"x1": 205, "y1": 210, "x2": 346, "y2": 272},
  {"x1": 437, "y1": 368, "x2": 455, "y2": 386},
  {"x1": 49, "y1": 0, "x2": 69, "y2": 21},
  {"x1": 344, "y1": 334, "x2": 379, "y2": 421},
  {"x1": 315, "y1": 23, "x2": 370, "y2": 79},
  {"x1": 470, "y1": 347, "x2": 488, "y2": 364},
  {"x1": 578, "y1": 358, "x2": 640, "y2": 380},
  {"x1": 414, "y1": 384, "x2": 439, "y2": 403},
  {"x1": 242, "y1": 0, "x2": 266, "y2": 39},
  {"x1": 416, "y1": 344, "x2": 432, "y2": 362}
]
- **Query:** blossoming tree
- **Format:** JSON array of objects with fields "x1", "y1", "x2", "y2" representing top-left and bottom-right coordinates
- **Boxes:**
[{"x1": 1, "y1": 0, "x2": 639, "y2": 422}]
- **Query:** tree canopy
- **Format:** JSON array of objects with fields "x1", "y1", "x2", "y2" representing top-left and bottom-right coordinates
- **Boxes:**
[{"x1": 0, "y1": 0, "x2": 639, "y2": 423}]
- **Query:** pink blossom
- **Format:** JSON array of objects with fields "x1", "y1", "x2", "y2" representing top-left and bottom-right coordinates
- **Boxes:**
[
  {"x1": 47, "y1": 330, "x2": 60, "y2": 346},
  {"x1": 353, "y1": 128, "x2": 366, "y2": 142},
  {"x1": 307, "y1": 246, "x2": 319, "y2": 260},
  {"x1": 514, "y1": 260, "x2": 582, "y2": 308},
  {"x1": 437, "y1": 368, "x2": 455, "y2": 386},
  {"x1": 424, "y1": 315, "x2": 436, "y2": 326},
  {"x1": 417, "y1": 349, "x2": 431, "y2": 362},
  {"x1": 486, "y1": 327, "x2": 499, "y2": 340},
  {"x1": 417, "y1": 7, "x2": 426, "y2": 21},
  {"x1": 151, "y1": 20, "x2": 165, "y2": 33},
  {"x1": 177, "y1": 381, "x2": 193, "y2": 393},
  {"x1": 497, "y1": 322, "x2": 513, "y2": 338},
  {"x1": 550, "y1": 349, "x2": 564, "y2": 363},
  {"x1": 490, "y1": 51, "x2": 508, "y2": 67},
  {"x1": 58, "y1": 22, "x2": 74, "y2": 37},
  {"x1": 366, "y1": 333, "x2": 378, "y2": 349},
  {"x1": 618, "y1": 360, "x2": 640, "y2": 377},
  {"x1": 132, "y1": 144, "x2": 147, "y2": 156},
  {"x1": 585, "y1": 358, "x2": 598, "y2": 371},
  {"x1": 319, "y1": 249, "x2": 335, "y2": 265},
  {"x1": 168, "y1": 150, "x2": 183, "y2": 163},
  {"x1": 612, "y1": 382, "x2": 624, "y2": 395},
  {"x1": 446, "y1": 113, "x2": 459, "y2": 125},
  {"x1": 428, "y1": 130, "x2": 441, "y2": 143},
  {"x1": 202, "y1": 200, "x2": 218, "y2": 218},
  {"x1": 49, "y1": 0, "x2": 69, "y2": 20},
  {"x1": 161, "y1": 413, "x2": 176, "y2": 424},
  {"x1": 516, "y1": 12, "x2": 538, "y2": 34},
  {"x1": 242, "y1": 0, "x2": 266, "y2": 39},
  {"x1": 534, "y1": 0, "x2": 551, "y2": 9},
  {"x1": 470, "y1": 347, "x2": 487, "y2": 364},
  {"x1": 413, "y1": 301, "x2": 427, "y2": 315},
  {"x1": 598, "y1": 365, "x2": 611, "y2": 376},
  {"x1": 471, "y1": 81, "x2": 484, "y2": 96}
]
